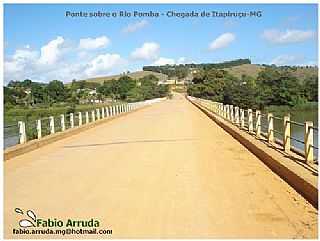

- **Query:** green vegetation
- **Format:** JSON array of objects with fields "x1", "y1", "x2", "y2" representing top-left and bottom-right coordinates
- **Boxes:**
[
  {"x1": 82, "y1": 70, "x2": 168, "y2": 84},
  {"x1": 187, "y1": 67, "x2": 318, "y2": 110},
  {"x1": 4, "y1": 74, "x2": 169, "y2": 126},
  {"x1": 143, "y1": 58, "x2": 251, "y2": 78}
]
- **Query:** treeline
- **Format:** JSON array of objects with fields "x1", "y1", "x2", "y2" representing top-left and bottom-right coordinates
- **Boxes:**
[
  {"x1": 5, "y1": 79, "x2": 69, "y2": 107},
  {"x1": 96, "y1": 75, "x2": 169, "y2": 102},
  {"x1": 4, "y1": 74, "x2": 170, "y2": 109},
  {"x1": 187, "y1": 67, "x2": 318, "y2": 109},
  {"x1": 143, "y1": 58, "x2": 251, "y2": 78}
]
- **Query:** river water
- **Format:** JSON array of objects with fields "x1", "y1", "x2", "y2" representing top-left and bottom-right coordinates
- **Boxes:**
[{"x1": 260, "y1": 108, "x2": 318, "y2": 159}]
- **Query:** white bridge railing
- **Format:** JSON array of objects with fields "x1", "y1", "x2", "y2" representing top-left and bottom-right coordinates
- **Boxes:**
[
  {"x1": 188, "y1": 96, "x2": 317, "y2": 165},
  {"x1": 16, "y1": 98, "x2": 166, "y2": 147}
]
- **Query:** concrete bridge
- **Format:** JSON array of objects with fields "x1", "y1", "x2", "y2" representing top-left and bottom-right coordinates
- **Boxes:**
[{"x1": 4, "y1": 93, "x2": 318, "y2": 238}]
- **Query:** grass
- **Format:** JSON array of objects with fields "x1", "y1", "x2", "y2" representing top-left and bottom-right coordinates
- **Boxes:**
[
  {"x1": 223, "y1": 64, "x2": 265, "y2": 78},
  {"x1": 224, "y1": 64, "x2": 317, "y2": 79},
  {"x1": 68, "y1": 71, "x2": 168, "y2": 85},
  {"x1": 4, "y1": 102, "x2": 123, "y2": 126}
]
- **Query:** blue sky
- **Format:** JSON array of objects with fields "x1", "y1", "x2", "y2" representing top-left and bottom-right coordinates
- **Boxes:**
[{"x1": 4, "y1": 4, "x2": 318, "y2": 83}]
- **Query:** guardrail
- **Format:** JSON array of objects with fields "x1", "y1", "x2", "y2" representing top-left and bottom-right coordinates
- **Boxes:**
[
  {"x1": 6, "y1": 98, "x2": 166, "y2": 149},
  {"x1": 188, "y1": 96, "x2": 318, "y2": 165}
]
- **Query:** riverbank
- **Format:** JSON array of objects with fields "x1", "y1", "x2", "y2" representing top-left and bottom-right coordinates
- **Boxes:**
[
  {"x1": 4, "y1": 102, "x2": 123, "y2": 125},
  {"x1": 265, "y1": 102, "x2": 318, "y2": 113}
]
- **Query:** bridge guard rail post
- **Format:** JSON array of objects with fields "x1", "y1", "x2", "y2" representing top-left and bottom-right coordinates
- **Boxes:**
[
  {"x1": 49, "y1": 116, "x2": 55, "y2": 134},
  {"x1": 304, "y1": 121, "x2": 314, "y2": 164},
  {"x1": 235, "y1": 107, "x2": 240, "y2": 125},
  {"x1": 230, "y1": 105, "x2": 234, "y2": 123},
  {"x1": 96, "y1": 109, "x2": 100, "y2": 120},
  {"x1": 267, "y1": 113, "x2": 274, "y2": 143},
  {"x1": 91, "y1": 110, "x2": 95, "y2": 122},
  {"x1": 78, "y1": 112, "x2": 82, "y2": 126},
  {"x1": 283, "y1": 115, "x2": 291, "y2": 153},
  {"x1": 18, "y1": 121, "x2": 26, "y2": 144},
  {"x1": 70, "y1": 113, "x2": 74, "y2": 128},
  {"x1": 256, "y1": 110, "x2": 261, "y2": 138},
  {"x1": 60, "y1": 114, "x2": 65, "y2": 131},
  {"x1": 226, "y1": 105, "x2": 230, "y2": 121},
  {"x1": 105, "y1": 107, "x2": 109, "y2": 117},
  {"x1": 101, "y1": 108, "x2": 105, "y2": 118},
  {"x1": 36, "y1": 119, "x2": 42, "y2": 139},
  {"x1": 240, "y1": 109, "x2": 245, "y2": 129},
  {"x1": 85, "y1": 112, "x2": 89, "y2": 124},
  {"x1": 248, "y1": 109, "x2": 253, "y2": 133}
]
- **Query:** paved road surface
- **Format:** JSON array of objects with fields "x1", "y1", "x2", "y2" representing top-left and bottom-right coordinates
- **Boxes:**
[{"x1": 4, "y1": 94, "x2": 318, "y2": 238}]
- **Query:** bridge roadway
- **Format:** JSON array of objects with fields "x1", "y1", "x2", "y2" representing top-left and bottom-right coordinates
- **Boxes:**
[{"x1": 4, "y1": 93, "x2": 318, "y2": 238}]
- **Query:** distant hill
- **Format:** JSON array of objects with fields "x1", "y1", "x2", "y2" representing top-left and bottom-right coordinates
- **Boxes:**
[
  {"x1": 223, "y1": 64, "x2": 317, "y2": 79},
  {"x1": 223, "y1": 64, "x2": 265, "y2": 78},
  {"x1": 83, "y1": 71, "x2": 168, "y2": 84}
]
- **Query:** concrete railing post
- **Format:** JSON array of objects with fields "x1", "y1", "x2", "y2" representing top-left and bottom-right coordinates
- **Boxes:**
[
  {"x1": 255, "y1": 110, "x2": 261, "y2": 138},
  {"x1": 226, "y1": 105, "x2": 230, "y2": 120},
  {"x1": 109, "y1": 106, "x2": 113, "y2": 116},
  {"x1": 36, "y1": 119, "x2": 42, "y2": 139},
  {"x1": 248, "y1": 109, "x2": 253, "y2": 133},
  {"x1": 267, "y1": 113, "x2": 274, "y2": 143},
  {"x1": 304, "y1": 121, "x2": 314, "y2": 164},
  {"x1": 240, "y1": 109, "x2": 245, "y2": 129},
  {"x1": 113, "y1": 106, "x2": 116, "y2": 115},
  {"x1": 283, "y1": 115, "x2": 291, "y2": 152},
  {"x1": 96, "y1": 109, "x2": 100, "y2": 120},
  {"x1": 116, "y1": 105, "x2": 119, "y2": 115},
  {"x1": 18, "y1": 121, "x2": 27, "y2": 144},
  {"x1": 60, "y1": 114, "x2": 65, "y2": 131},
  {"x1": 230, "y1": 105, "x2": 234, "y2": 123},
  {"x1": 49, "y1": 116, "x2": 55, "y2": 134},
  {"x1": 78, "y1": 112, "x2": 82, "y2": 126},
  {"x1": 235, "y1": 107, "x2": 239, "y2": 125},
  {"x1": 105, "y1": 107, "x2": 109, "y2": 117},
  {"x1": 70, "y1": 113, "x2": 74, "y2": 128},
  {"x1": 91, "y1": 110, "x2": 95, "y2": 122},
  {"x1": 101, "y1": 108, "x2": 105, "y2": 118},
  {"x1": 85, "y1": 112, "x2": 89, "y2": 124}
]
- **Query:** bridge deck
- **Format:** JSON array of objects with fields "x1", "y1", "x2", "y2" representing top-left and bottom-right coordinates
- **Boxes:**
[{"x1": 4, "y1": 94, "x2": 317, "y2": 238}]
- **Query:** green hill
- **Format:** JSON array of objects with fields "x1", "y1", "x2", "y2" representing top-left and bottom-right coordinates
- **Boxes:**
[
  {"x1": 223, "y1": 64, "x2": 317, "y2": 79},
  {"x1": 83, "y1": 71, "x2": 168, "y2": 84}
]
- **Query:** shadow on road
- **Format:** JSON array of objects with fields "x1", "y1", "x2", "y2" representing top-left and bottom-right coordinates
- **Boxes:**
[{"x1": 63, "y1": 138, "x2": 198, "y2": 148}]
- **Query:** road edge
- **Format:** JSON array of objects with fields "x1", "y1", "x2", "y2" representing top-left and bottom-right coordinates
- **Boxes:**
[{"x1": 187, "y1": 96, "x2": 318, "y2": 209}]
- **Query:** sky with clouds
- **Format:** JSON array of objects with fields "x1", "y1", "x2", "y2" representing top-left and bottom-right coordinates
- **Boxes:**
[{"x1": 4, "y1": 4, "x2": 318, "y2": 83}]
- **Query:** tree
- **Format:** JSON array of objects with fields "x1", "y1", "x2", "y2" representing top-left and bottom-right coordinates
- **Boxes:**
[{"x1": 46, "y1": 80, "x2": 66, "y2": 103}]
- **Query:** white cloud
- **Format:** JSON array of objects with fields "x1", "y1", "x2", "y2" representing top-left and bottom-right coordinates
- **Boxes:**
[
  {"x1": 79, "y1": 36, "x2": 110, "y2": 50},
  {"x1": 4, "y1": 48, "x2": 39, "y2": 81},
  {"x1": 4, "y1": 36, "x2": 124, "y2": 83},
  {"x1": 262, "y1": 29, "x2": 315, "y2": 44},
  {"x1": 152, "y1": 56, "x2": 194, "y2": 66},
  {"x1": 131, "y1": 42, "x2": 160, "y2": 60},
  {"x1": 152, "y1": 57, "x2": 175, "y2": 66},
  {"x1": 122, "y1": 20, "x2": 149, "y2": 33},
  {"x1": 38, "y1": 36, "x2": 66, "y2": 65},
  {"x1": 209, "y1": 33, "x2": 235, "y2": 51},
  {"x1": 270, "y1": 55, "x2": 301, "y2": 65},
  {"x1": 84, "y1": 53, "x2": 124, "y2": 77}
]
